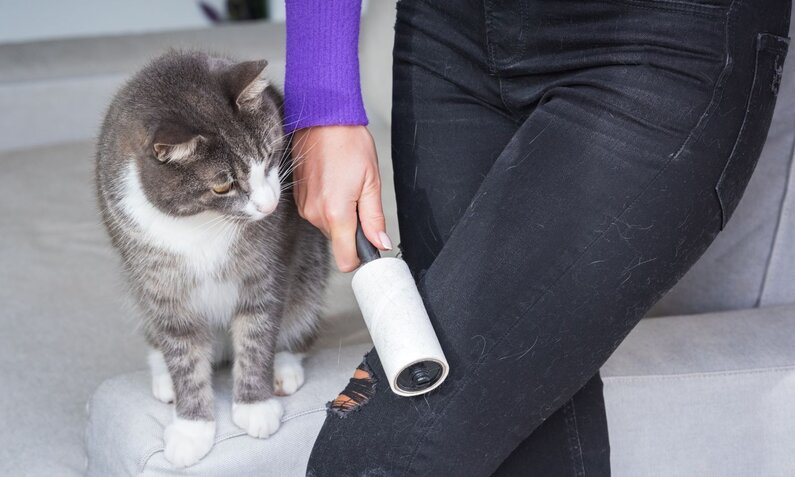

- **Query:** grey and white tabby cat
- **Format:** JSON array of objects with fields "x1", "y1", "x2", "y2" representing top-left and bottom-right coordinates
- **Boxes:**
[{"x1": 95, "y1": 51, "x2": 329, "y2": 467}]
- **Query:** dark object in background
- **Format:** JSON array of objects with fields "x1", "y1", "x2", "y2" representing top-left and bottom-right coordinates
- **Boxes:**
[
  {"x1": 227, "y1": 0, "x2": 268, "y2": 21},
  {"x1": 199, "y1": 0, "x2": 268, "y2": 23}
]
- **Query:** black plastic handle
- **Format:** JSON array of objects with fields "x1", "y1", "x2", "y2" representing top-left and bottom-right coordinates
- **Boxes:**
[{"x1": 355, "y1": 218, "x2": 381, "y2": 264}]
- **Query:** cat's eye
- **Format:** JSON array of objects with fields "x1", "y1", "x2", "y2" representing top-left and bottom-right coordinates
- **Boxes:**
[{"x1": 212, "y1": 182, "x2": 233, "y2": 195}]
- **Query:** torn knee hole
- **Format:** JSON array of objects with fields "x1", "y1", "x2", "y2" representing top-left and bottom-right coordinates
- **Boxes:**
[{"x1": 328, "y1": 359, "x2": 377, "y2": 417}]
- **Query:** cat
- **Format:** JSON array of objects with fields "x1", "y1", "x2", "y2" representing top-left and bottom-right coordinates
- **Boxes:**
[{"x1": 95, "y1": 50, "x2": 329, "y2": 467}]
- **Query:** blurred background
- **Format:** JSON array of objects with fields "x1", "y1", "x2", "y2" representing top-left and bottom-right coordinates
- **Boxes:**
[{"x1": 0, "y1": 0, "x2": 285, "y2": 44}]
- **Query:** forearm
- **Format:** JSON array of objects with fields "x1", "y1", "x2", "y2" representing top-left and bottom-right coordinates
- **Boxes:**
[{"x1": 284, "y1": 0, "x2": 368, "y2": 132}]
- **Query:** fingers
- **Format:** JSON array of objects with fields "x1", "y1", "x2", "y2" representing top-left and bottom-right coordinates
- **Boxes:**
[
  {"x1": 326, "y1": 201, "x2": 360, "y2": 272},
  {"x1": 358, "y1": 170, "x2": 391, "y2": 251}
]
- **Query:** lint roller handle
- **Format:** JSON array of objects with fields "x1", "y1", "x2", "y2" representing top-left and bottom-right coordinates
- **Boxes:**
[{"x1": 355, "y1": 220, "x2": 381, "y2": 264}]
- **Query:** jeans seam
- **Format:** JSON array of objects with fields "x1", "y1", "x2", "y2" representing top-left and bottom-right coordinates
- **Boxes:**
[
  {"x1": 715, "y1": 34, "x2": 789, "y2": 229},
  {"x1": 564, "y1": 400, "x2": 586, "y2": 477},
  {"x1": 494, "y1": 0, "x2": 530, "y2": 69},
  {"x1": 483, "y1": 0, "x2": 498, "y2": 74},
  {"x1": 495, "y1": 76, "x2": 520, "y2": 119},
  {"x1": 404, "y1": 3, "x2": 735, "y2": 471}
]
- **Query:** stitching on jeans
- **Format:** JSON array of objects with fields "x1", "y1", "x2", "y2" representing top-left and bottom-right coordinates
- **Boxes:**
[
  {"x1": 492, "y1": 0, "x2": 530, "y2": 70},
  {"x1": 563, "y1": 400, "x2": 587, "y2": 477},
  {"x1": 496, "y1": 76, "x2": 516, "y2": 118},
  {"x1": 487, "y1": 0, "x2": 531, "y2": 117},
  {"x1": 714, "y1": 33, "x2": 786, "y2": 229},
  {"x1": 404, "y1": 2, "x2": 737, "y2": 473},
  {"x1": 483, "y1": 0, "x2": 498, "y2": 74}
]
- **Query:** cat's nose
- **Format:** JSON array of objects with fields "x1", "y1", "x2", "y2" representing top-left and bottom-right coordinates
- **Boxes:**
[{"x1": 257, "y1": 202, "x2": 277, "y2": 215}]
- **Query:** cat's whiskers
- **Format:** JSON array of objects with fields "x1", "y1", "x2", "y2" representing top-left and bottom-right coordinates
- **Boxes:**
[
  {"x1": 279, "y1": 103, "x2": 308, "y2": 134},
  {"x1": 278, "y1": 143, "x2": 317, "y2": 184},
  {"x1": 279, "y1": 177, "x2": 306, "y2": 192},
  {"x1": 190, "y1": 214, "x2": 229, "y2": 235},
  {"x1": 274, "y1": 124, "x2": 314, "y2": 177},
  {"x1": 196, "y1": 217, "x2": 232, "y2": 241}
]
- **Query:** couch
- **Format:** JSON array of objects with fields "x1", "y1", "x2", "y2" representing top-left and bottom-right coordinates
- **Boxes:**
[{"x1": 1, "y1": 2, "x2": 793, "y2": 476}]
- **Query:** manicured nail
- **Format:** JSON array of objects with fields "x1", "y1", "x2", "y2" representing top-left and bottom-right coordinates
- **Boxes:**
[{"x1": 378, "y1": 231, "x2": 393, "y2": 250}]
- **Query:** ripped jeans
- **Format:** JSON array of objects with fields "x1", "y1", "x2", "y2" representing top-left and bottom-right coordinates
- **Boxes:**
[{"x1": 307, "y1": 0, "x2": 791, "y2": 475}]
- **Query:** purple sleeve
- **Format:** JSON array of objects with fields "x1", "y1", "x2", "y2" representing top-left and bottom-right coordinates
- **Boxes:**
[{"x1": 283, "y1": 0, "x2": 369, "y2": 133}]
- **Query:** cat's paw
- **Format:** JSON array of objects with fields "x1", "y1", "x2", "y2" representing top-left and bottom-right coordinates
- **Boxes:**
[
  {"x1": 274, "y1": 351, "x2": 305, "y2": 396},
  {"x1": 163, "y1": 418, "x2": 215, "y2": 468},
  {"x1": 152, "y1": 373, "x2": 175, "y2": 404},
  {"x1": 232, "y1": 399, "x2": 283, "y2": 438}
]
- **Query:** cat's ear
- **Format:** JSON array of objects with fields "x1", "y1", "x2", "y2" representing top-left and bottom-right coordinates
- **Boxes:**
[
  {"x1": 151, "y1": 124, "x2": 202, "y2": 163},
  {"x1": 221, "y1": 59, "x2": 269, "y2": 110}
]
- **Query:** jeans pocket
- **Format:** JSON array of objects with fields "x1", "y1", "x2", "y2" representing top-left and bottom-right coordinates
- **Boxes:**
[{"x1": 715, "y1": 32, "x2": 790, "y2": 230}]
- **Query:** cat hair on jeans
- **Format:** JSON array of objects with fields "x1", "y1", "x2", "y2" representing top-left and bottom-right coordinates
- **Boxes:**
[{"x1": 95, "y1": 50, "x2": 329, "y2": 467}]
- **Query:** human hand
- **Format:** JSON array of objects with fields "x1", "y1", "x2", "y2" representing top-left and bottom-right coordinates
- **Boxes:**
[{"x1": 291, "y1": 125, "x2": 391, "y2": 272}]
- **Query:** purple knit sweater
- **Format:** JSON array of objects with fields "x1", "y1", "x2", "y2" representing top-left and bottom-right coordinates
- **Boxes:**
[{"x1": 284, "y1": 0, "x2": 368, "y2": 133}]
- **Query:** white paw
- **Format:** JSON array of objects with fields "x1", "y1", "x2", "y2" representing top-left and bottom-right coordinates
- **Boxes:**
[
  {"x1": 152, "y1": 373, "x2": 175, "y2": 404},
  {"x1": 148, "y1": 349, "x2": 175, "y2": 403},
  {"x1": 274, "y1": 351, "x2": 305, "y2": 396},
  {"x1": 232, "y1": 399, "x2": 283, "y2": 438},
  {"x1": 163, "y1": 418, "x2": 215, "y2": 468}
]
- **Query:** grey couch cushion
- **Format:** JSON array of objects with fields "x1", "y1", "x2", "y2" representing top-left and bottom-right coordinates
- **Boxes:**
[
  {"x1": 602, "y1": 304, "x2": 795, "y2": 476},
  {"x1": 0, "y1": 141, "x2": 147, "y2": 477}
]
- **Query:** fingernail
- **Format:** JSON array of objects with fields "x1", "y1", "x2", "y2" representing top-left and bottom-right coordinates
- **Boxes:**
[{"x1": 378, "y1": 231, "x2": 393, "y2": 250}]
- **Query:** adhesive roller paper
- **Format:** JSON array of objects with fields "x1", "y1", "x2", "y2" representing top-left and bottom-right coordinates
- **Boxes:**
[{"x1": 351, "y1": 257, "x2": 450, "y2": 397}]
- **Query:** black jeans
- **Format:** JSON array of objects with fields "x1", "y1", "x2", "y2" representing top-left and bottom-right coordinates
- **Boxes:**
[{"x1": 307, "y1": 0, "x2": 791, "y2": 475}]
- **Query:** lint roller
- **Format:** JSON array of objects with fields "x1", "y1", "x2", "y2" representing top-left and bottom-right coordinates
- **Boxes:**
[{"x1": 352, "y1": 220, "x2": 450, "y2": 397}]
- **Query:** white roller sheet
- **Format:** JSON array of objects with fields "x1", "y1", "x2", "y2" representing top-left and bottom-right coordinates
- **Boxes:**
[{"x1": 351, "y1": 257, "x2": 450, "y2": 397}]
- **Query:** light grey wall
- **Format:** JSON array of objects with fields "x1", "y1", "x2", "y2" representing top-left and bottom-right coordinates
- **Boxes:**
[
  {"x1": 0, "y1": 0, "x2": 213, "y2": 44},
  {"x1": 0, "y1": 22, "x2": 286, "y2": 153}
]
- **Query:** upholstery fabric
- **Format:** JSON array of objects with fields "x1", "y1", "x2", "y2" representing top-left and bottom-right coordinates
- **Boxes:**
[{"x1": 86, "y1": 344, "x2": 372, "y2": 477}]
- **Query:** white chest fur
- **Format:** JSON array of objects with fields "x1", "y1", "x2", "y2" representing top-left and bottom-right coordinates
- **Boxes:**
[
  {"x1": 119, "y1": 161, "x2": 239, "y2": 276},
  {"x1": 119, "y1": 161, "x2": 242, "y2": 325},
  {"x1": 189, "y1": 276, "x2": 240, "y2": 326}
]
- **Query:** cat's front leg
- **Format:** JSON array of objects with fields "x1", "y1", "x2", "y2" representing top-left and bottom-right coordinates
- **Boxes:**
[
  {"x1": 231, "y1": 310, "x2": 284, "y2": 438},
  {"x1": 148, "y1": 348, "x2": 175, "y2": 403},
  {"x1": 149, "y1": 320, "x2": 216, "y2": 467}
]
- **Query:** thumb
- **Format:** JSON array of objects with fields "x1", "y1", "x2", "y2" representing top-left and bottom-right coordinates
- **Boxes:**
[{"x1": 357, "y1": 178, "x2": 391, "y2": 251}]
